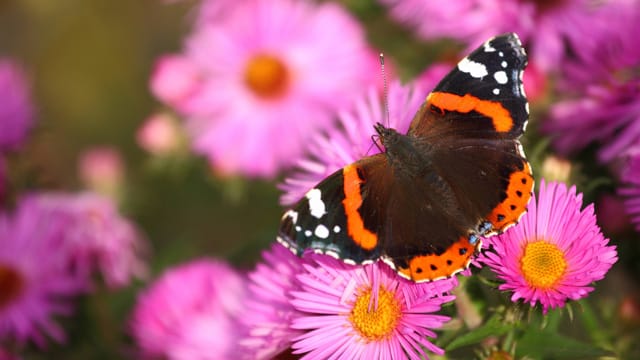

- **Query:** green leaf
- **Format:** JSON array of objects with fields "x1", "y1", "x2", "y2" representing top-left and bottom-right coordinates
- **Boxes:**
[
  {"x1": 516, "y1": 327, "x2": 613, "y2": 359},
  {"x1": 445, "y1": 313, "x2": 513, "y2": 351}
]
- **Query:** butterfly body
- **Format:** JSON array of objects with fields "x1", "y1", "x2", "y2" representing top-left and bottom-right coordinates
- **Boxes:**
[{"x1": 278, "y1": 33, "x2": 534, "y2": 282}]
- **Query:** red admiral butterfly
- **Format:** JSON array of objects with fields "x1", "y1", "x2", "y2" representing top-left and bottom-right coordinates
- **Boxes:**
[{"x1": 277, "y1": 33, "x2": 533, "y2": 282}]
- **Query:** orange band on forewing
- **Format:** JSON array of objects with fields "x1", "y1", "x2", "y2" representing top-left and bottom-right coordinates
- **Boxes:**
[
  {"x1": 428, "y1": 92, "x2": 514, "y2": 133},
  {"x1": 342, "y1": 165, "x2": 378, "y2": 251}
]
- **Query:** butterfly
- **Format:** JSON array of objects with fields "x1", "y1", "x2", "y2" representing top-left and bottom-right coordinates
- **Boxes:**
[{"x1": 277, "y1": 33, "x2": 533, "y2": 282}]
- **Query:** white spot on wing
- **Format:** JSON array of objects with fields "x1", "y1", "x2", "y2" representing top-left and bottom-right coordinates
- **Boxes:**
[
  {"x1": 483, "y1": 41, "x2": 496, "y2": 52},
  {"x1": 493, "y1": 88, "x2": 500, "y2": 95},
  {"x1": 305, "y1": 189, "x2": 326, "y2": 219},
  {"x1": 304, "y1": 230, "x2": 312, "y2": 237},
  {"x1": 457, "y1": 57, "x2": 488, "y2": 79},
  {"x1": 499, "y1": 51, "x2": 504, "y2": 57},
  {"x1": 314, "y1": 224, "x2": 330, "y2": 239},
  {"x1": 494, "y1": 71, "x2": 508, "y2": 84},
  {"x1": 501, "y1": 61, "x2": 507, "y2": 68},
  {"x1": 295, "y1": 226, "x2": 301, "y2": 232},
  {"x1": 333, "y1": 225, "x2": 341, "y2": 233}
]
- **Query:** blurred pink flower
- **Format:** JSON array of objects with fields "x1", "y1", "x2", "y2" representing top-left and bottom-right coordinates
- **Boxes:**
[
  {"x1": 379, "y1": 0, "x2": 501, "y2": 44},
  {"x1": 0, "y1": 196, "x2": 85, "y2": 346},
  {"x1": 150, "y1": 55, "x2": 201, "y2": 113},
  {"x1": 137, "y1": 113, "x2": 184, "y2": 156},
  {"x1": 380, "y1": 0, "x2": 632, "y2": 73},
  {"x1": 279, "y1": 80, "x2": 424, "y2": 205},
  {"x1": 239, "y1": 243, "x2": 304, "y2": 360},
  {"x1": 130, "y1": 259, "x2": 245, "y2": 360},
  {"x1": 545, "y1": 81, "x2": 640, "y2": 163},
  {"x1": 543, "y1": 9, "x2": 640, "y2": 163},
  {"x1": 290, "y1": 253, "x2": 457, "y2": 359},
  {"x1": 78, "y1": 147, "x2": 125, "y2": 199},
  {"x1": 35, "y1": 192, "x2": 148, "y2": 289},
  {"x1": 152, "y1": 0, "x2": 377, "y2": 178},
  {"x1": 0, "y1": 59, "x2": 34, "y2": 152},
  {"x1": 478, "y1": 180, "x2": 618, "y2": 313}
]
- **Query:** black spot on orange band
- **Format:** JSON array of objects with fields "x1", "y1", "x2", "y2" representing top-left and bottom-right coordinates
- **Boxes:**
[
  {"x1": 487, "y1": 161, "x2": 533, "y2": 231},
  {"x1": 397, "y1": 236, "x2": 478, "y2": 282},
  {"x1": 342, "y1": 165, "x2": 378, "y2": 251},
  {"x1": 427, "y1": 91, "x2": 515, "y2": 133}
]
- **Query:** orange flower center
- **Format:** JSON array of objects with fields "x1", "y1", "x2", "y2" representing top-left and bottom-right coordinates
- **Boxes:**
[
  {"x1": 0, "y1": 264, "x2": 24, "y2": 310},
  {"x1": 520, "y1": 240, "x2": 567, "y2": 289},
  {"x1": 349, "y1": 287, "x2": 402, "y2": 341},
  {"x1": 244, "y1": 54, "x2": 290, "y2": 99}
]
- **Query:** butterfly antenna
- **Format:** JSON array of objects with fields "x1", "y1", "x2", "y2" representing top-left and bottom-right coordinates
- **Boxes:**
[{"x1": 380, "y1": 53, "x2": 390, "y2": 128}]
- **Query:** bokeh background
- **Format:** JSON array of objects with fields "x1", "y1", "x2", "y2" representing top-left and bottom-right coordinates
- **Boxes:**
[{"x1": 2, "y1": 0, "x2": 640, "y2": 359}]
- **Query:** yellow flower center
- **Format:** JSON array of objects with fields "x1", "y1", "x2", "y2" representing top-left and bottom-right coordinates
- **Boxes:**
[
  {"x1": 244, "y1": 54, "x2": 290, "y2": 99},
  {"x1": 0, "y1": 264, "x2": 24, "y2": 310},
  {"x1": 520, "y1": 240, "x2": 567, "y2": 289},
  {"x1": 349, "y1": 287, "x2": 402, "y2": 341}
]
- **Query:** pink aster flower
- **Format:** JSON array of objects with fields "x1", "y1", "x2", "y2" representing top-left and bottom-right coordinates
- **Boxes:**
[
  {"x1": 380, "y1": 0, "x2": 632, "y2": 73},
  {"x1": 543, "y1": 8, "x2": 640, "y2": 163},
  {"x1": 239, "y1": 243, "x2": 304, "y2": 360},
  {"x1": 152, "y1": 0, "x2": 377, "y2": 178},
  {"x1": 0, "y1": 196, "x2": 85, "y2": 346},
  {"x1": 290, "y1": 253, "x2": 457, "y2": 359},
  {"x1": 544, "y1": 82, "x2": 640, "y2": 162},
  {"x1": 279, "y1": 80, "x2": 424, "y2": 205},
  {"x1": 0, "y1": 58, "x2": 34, "y2": 152},
  {"x1": 137, "y1": 113, "x2": 185, "y2": 156},
  {"x1": 34, "y1": 192, "x2": 148, "y2": 289},
  {"x1": 130, "y1": 259, "x2": 245, "y2": 360},
  {"x1": 478, "y1": 180, "x2": 618, "y2": 314}
]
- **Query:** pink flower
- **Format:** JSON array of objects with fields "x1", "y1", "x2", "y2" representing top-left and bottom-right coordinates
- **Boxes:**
[
  {"x1": 150, "y1": 55, "x2": 201, "y2": 113},
  {"x1": 239, "y1": 243, "x2": 304, "y2": 359},
  {"x1": 0, "y1": 196, "x2": 85, "y2": 346},
  {"x1": 78, "y1": 147, "x2": 125, "y2": 199},
  {"x1": 0, "y1": 59, "x2": 34, "y2": 152},
  {"x1": 290, "y1": 254, "x2": 457, "y2": 359},
  {"x1": 380, "y1": 0, "x2": 632, "y2": 73},
  {"x1": 33, "y1": 192, "x2": 148, "y2": 288},
  {"x1": 478, "y1": 180, "x2": 618, "y2": 313},
  {"x1": 130, "y1": 259, "x2": 245, "y2": 360},
  {"x1": 137, "y1": 113, "x2": 184, "y2": 156},
  {"x1": 152, "y1": 0, "x2": 377, "y2": 178},
  {"x1": 279, "y1": 80, "x2": 424, "y2": 205},
  {"x1": 543, "y1": 7, "x2": 640, "y2": 163},
  {"x1": 379, "y1": 0, "x2": 501, "y2": 44}
]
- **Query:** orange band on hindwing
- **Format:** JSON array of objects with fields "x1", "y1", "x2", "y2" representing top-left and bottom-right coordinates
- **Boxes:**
[
  {"x1": 487, "y1": 161, "x2": 533, "y2": 231},
  {"x1": 428, "y1": 91, "x2": 514, "y2": 133},
  {"x1": 396, "y1": 236, "x2": 478, "y2": 282},
  {"x1": 342, "y1": 165, "x2": 378, "y2": 251}
]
